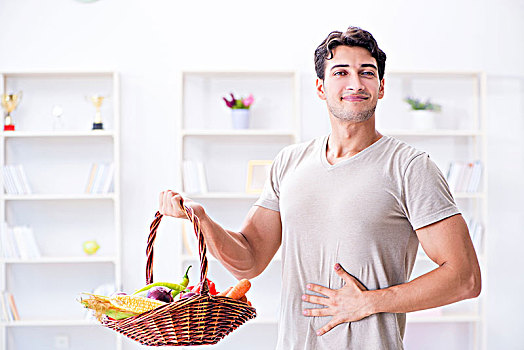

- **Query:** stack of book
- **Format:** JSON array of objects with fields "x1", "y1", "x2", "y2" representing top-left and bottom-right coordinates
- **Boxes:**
[
  {"x1": 0, "y1": 291, "x2": 20, "y2": 322},
  {"x1": 446, "y1": 160, "x2": 482, "y2": 193},
  {"x1": 85, "y1": 163, "x2": 115, "y2": 194},
  {"x1": 2, "y1": 165, "x2": 32, "y2": 195},
  {"x1": 0, "y1": 223, "x2": 41, "y2": 260},
  {"x1": 182, "y1": 160, "x2": 208, "y2": 194}
]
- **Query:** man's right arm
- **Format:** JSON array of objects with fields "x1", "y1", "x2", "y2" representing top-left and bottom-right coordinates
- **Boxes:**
[{"x1": 159, "y1": 190, "x2": 282, "y2": 280}]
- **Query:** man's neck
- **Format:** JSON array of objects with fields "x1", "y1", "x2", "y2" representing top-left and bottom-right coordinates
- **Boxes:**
[{"x1": 326, "y1": 116, "x2": 382, "y2": 165}]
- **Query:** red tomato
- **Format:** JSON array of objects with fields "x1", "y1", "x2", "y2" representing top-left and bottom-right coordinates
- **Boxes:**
[{"x1": 206, "y1": 278, "x2": 217, "y2": 295}]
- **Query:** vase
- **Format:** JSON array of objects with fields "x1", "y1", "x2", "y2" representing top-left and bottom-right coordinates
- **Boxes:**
[
  {"x1": 231, "y1": 109, "x2": 250, "y2": 129},
  {"x1": 410, "y1": 110, "x2": 437, "y2": 130}
]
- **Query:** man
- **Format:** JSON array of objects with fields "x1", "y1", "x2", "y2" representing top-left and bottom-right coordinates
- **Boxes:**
[{"x1": 159, "y1": 26, "x2": 481, "y2": 349}]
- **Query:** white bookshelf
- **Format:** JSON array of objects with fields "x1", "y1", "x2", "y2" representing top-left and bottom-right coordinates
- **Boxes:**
[
  {"x1": 177, "y1": 70, "x2": 299, "y2": 349},
  {"x1": 379, "y1": 71, "x2": 487, "y2": 350},
  {"x1": 0, "y1": 71, "x2": 122, "y2": 350}
]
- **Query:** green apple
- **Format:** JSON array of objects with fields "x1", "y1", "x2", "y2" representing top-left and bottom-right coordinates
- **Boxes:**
[{"x1": 83, "y1": 240, "x2": 100, "y2": 255}]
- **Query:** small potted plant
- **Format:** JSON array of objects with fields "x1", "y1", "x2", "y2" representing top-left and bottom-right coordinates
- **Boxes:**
[
  {"x1": 223, "y1": 93, "x2": 254, "y2": 129},
  {"x1": 404, "y1": 96, "x2": 441, "y2": 130}
]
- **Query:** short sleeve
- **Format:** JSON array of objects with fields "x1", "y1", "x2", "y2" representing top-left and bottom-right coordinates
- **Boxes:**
[
  {"x1": 402, "y1": 153, "x2": 460, "y2": 230},
  {"x1": 253, "y1": 150, "x2": 284, "y2": 212}
]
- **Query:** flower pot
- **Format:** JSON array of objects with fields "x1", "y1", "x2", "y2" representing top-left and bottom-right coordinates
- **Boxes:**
[
  {"x1": 410, "y1": 110, "x2": 437, "y2": 130},
  {"x1": 231, "y1": 109, "x2": 250, "y2": 129}
]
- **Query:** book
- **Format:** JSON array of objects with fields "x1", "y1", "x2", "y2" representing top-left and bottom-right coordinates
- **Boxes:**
[
  {"x1": 21, "y1": 226, "x2": 41, "y2": 259},
  {"x1": 85, "y1": 163, "x2": 98, "y2": 193},
  {"x1": 195, "y1": 161, "x2": 208, "y2": 193},
  {"x1": 8, "y1": 165, "x2": 24, "y2": 195},
  {"x1": 12, "y1": 226, "x2": 30, "y2": 260},
  {"x1": 0, "y1": 292, "x2": 10, "y2": 322},
  {"x1": 102, "y1": 163, "x2": 115, "y2": 194},
  {"x1": 91, "y1": 163, "x2": 106, "y2": 194},
  {"x1": 15, "y1": 165, "x2": 32, "y2": 195},
  {"x1": 446, "y1": 160, "x2": 483, "y2": 193},
  {"x1": 6, "y1": 292, "x2": 20, "y2": 321},
  {"x1": 1, "y1": 225, "x2": 20, "y2": 259},
  {"x1": 2, "y1": 166, "x2": 17, "y2": 194},
  {"x1": 467, "y1": 161, "x2": 482, "y2": 193},
  {"x1": 183, "y1": 160, "x2": 208, "y2": 194},
  {"x1": 1, "y1": 224, "x2": 40, "y2": 260}
]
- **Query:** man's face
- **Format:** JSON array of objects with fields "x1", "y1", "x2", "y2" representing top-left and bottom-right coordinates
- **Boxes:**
[{"x1": 316, "y1": 45, "x2": 384, "y2": 123}]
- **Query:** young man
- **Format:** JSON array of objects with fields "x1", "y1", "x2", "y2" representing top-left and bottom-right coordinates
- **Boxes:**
[{"x1": 159, "y1": 26, "x2": 481, "y2": 349}]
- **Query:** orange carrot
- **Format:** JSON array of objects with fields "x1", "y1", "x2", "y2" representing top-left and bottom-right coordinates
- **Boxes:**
[
  {"x1": 226, "y1": 279, "x2": 251, "y2": 300},
  {"x1": 217, "y1": 286, "x2": 233, "y2": 297},
  {"x1": 239, "y1": 295, "x2": 247, "y2": 303}
]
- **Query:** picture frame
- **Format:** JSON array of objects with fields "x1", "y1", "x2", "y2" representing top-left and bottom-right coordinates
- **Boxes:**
[{"x1": 245, "y1": 160, "x2": 273, "y2": 194}]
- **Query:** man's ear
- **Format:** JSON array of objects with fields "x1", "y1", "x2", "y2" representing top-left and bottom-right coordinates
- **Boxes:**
[
  {"x1": 316, "y1": 78, "x2": 326, "y2": 100},
  {"x1": 378, "y1": 78, "x2": 385, "y2": 99}
]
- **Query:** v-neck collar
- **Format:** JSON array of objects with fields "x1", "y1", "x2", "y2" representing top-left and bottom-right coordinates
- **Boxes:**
[{"x1": 320, "y1": 134, "x2": 388, "y2": 170}]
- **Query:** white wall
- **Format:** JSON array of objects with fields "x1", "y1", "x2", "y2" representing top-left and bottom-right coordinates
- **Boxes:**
[{"x1": 1, "y1": 0, "x2": 523, "y2": 349}]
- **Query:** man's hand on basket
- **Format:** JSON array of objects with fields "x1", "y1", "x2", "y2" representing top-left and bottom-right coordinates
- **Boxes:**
[
  {"x1": 302, "y1": 263, "x2": 371, "y2": 336},
  {"x1": 159, "y1": 190, "x2": 205, "y2": 219}
]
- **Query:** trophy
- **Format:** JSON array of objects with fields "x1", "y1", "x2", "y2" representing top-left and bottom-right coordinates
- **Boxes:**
[
  {"x1": 1, "y1": 92, "x2": 23, "y2": 131},
  {"x1": 86, "y1": 94, "x2": 107, "y2": 130}
]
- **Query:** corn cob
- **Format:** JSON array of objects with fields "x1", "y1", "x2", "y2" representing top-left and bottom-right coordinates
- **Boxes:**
[
  {"x1": 79, "y1": 293, "x2": 139, "y2": 321},
  {"x1": 110, "y1": 295, "x2": 167, "y2": 314}
]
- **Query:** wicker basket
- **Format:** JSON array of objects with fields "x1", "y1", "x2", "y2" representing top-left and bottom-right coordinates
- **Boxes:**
[{"x1": 101, "y1": 206, "x2": 257, "y2": 346}]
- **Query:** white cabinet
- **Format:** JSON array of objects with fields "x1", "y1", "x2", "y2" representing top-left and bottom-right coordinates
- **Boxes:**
[
  {"x1": 0, "y1": 71, "x2": 122, "y2": 350},
  {"x1": 377, "y1": 71, "x2": 487, "y2": 350},
  {"x1": 177, "y1": 71, "x2": 299, "y2": 349}
]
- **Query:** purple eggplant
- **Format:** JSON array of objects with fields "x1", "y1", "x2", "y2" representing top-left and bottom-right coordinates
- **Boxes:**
[
  {"x1": 147, "y1": 286, "x2": 174, "y2": 303},
  {"x1": 180, "y1": 292, "x2": 198, "y2": 299}
]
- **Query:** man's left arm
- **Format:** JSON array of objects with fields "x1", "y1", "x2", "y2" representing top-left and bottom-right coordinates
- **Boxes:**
[{"x1": 302, "y1": 214, "x2": 481, "y2": 336}]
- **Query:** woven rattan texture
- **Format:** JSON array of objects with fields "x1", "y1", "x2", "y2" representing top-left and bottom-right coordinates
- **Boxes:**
[{"x1": 101, "y1": 208, "x2": 256, "y2": 346}]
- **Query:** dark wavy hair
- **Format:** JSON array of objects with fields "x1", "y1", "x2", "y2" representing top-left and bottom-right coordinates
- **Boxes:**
[{"x1": 314, "y1": 26, "x2": 386, "y2": 81}]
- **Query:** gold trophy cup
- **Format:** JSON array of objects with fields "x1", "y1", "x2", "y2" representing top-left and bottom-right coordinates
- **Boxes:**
[
  {"x1": 1, "y1": 92, "x2": 23, "y2": 131},
  {"x1": 86, "y1": 95, "x2": 107, "y2": 130}
]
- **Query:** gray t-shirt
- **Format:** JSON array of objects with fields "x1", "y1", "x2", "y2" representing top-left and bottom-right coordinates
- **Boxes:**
[{"x1": 254, "y1": 134, "x2": 460, "y2": 350}]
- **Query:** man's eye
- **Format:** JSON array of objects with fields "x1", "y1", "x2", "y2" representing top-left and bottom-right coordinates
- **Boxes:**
[
  {"x1": 334, "y1": 71, "x2": 346, "y2": 76},
  {"x1": 362, "y1": 71, "x2": 375, "y2": 76}
]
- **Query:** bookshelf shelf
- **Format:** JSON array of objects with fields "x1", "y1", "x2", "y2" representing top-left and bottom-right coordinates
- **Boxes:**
[
  {"x1": 2, "y1": 194, "x2": 116, "y2": 201},
  {"x1": 0, "y1": 71, "x2": 122, "y2": 349},
  {"x1": 182, "y1": 129, "x2": 297, "y2": 137},
  {"x1": 1, "y1": 256, "x2": 117, "y2": 264},
  {"x1": 2, "y1": 130, "x2": 114, "y2": 138},
  {"x1": 4, "y1": 193, "x2": 117, "y2": 201}
]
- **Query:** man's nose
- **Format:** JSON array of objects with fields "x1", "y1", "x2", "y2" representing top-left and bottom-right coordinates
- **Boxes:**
[{"x1": 344, "y1": 73, "x2": 365, "y2": 92}]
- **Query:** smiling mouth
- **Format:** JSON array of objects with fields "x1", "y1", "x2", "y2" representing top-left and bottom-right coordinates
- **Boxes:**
[{"x1": 341, "y1": 96, "x2": 369, "y2": 102}]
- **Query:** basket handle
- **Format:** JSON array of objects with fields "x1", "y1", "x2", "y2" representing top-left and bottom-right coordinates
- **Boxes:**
[{"x1": 146, "y1": 205, "x2": 210, "y2": 295}]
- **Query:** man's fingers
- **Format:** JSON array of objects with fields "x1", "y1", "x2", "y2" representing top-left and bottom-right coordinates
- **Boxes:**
[
  {"x1": 334, "y1": 263, "x2": 368, "y2": 291},
  {"x1": 316, "y1": 318, "x2": 343, "y2": 336},
  {"x1": 163, "y1": 190, "x2": 172, "y2": 214},
  {"x1": 306, "y1": 283, "x2": 336, "y2": 298},
  {"x1": 173, "y1": 194, "x2": 184, "y2": 210},
  {"x1": 302, "y1": 294, "x2": 329, "y2": 306},
  {"x1": 302, "y1": 306, "x2": 331, "y2": 317},
  {"x1": 159, "y1": 191, "x2": 165, "y2": 213}
]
